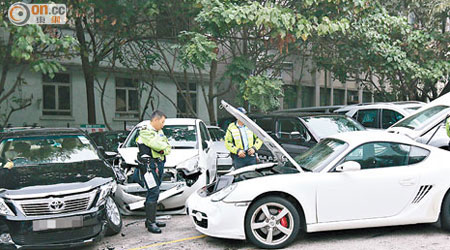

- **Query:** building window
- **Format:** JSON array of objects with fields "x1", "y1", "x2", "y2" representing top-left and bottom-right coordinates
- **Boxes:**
[
  {"x1": 42, "y1": 73, "x2": 71, "y2": 116},
  {"x1": 301, "y1": 86, "x2": 314, "y2": 107},
  {"x1": 177, "y1": 82, "x2": 197, "y2": 118},
  {"x1": 115, "y1": 77, "x2": 139, "y2": 119},
  {"x1": 283, "y1": 85, "x2": 297, "y2": 109},
  {"x1": 333, "y1": 89, "x2": 345, "y2": 105}
]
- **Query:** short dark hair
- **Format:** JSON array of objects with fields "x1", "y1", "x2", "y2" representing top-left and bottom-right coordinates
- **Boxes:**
[{"x1": 151, "y1": 110, "x2": 167, "y2": 121}]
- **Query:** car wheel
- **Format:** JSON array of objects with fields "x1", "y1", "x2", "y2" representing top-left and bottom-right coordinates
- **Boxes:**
[
  {"x1": 245, "y1": 196, "x2": 300, "y2": 249},
  {"x1": 441, "y1": 192, "x2": 450, "y2": 231},
  {"x1": 105, "y1": 196, "x2": 123, "y2": 236}
]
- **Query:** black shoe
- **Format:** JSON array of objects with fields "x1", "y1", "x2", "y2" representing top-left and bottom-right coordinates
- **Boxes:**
[
  {"x1": 156, "y1": 221, "x2": 166, "y2": 227},
  {"x1": 145, "y1": 202, "x2": 162, "y2": 233},
  {"x1": 147, "y1": 222, "x2": 162, "y2": 233}
]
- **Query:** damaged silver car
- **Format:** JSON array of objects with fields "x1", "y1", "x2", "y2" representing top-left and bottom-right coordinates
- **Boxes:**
[{"x1": 114, "y1": 118, "x2": 217, "y2": 215}]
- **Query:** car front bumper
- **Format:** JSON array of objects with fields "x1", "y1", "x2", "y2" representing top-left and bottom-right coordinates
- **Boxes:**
[
  {"x1": 185, "y1": 190, "x2": 248, "y2": 240},
  {"x1": 0, "y1": 208, "x2": 107, "y2": 249}
]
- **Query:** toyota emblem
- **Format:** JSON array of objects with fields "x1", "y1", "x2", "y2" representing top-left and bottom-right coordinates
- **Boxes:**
[{"x1": 48, "y1": 198, "x2": 65, "y2": 211}]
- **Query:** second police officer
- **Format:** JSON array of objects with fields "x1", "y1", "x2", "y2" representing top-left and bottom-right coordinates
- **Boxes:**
[
  {"x1": 225, "y1": 107, "x2": 263, "y2": 169},
  {"x1": 135, "y1": 110, "x2": 171, "y2": 233}
]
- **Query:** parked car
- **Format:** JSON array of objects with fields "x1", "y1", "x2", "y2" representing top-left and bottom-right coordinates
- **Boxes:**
[
  {"x1": 0, "y1": 128, "x2": 124, "y2": 249},
  {"x1": 207, "y1": 126, "x2": 233, "y2": 174},
  {"x1": 387, "y1": 93, "x2": 450, "y2": 150},
  {"x1": 90, "y1": 130, "x2": 130, "y2": 153},
  {"x1": 116, "y1": 118, "x2": 217, "y2": 215},
  {"x1": 250, "y1": 113, "x2": 365, "y2": 160},
  {"x1": 334, "y1": 101, "x2": 425, "y2": 129},
  {"x1": 186, "y1": 100, "x2": 450, "y2": 249}
]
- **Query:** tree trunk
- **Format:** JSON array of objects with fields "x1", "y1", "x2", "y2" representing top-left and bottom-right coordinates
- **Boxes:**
[
  {"x1": 207, "y1": 60, "x2": 218, "y2": 125},
  {"x1": 75, "y1": 17, "x2": 97, "y2": 125}
]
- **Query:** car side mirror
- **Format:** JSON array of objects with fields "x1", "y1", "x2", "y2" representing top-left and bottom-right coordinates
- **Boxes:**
[
  {"x1": 290, "y1": 131, "x2": 305, "y2": 141},
  {"x1": 105, "y1": 151, "x2": 118, "y2": 157},
  {"x1": 335, "y1": 161, "x2": 361, "y2": 172},
  {"x1": 118, "y1": 142, "x2": 123, "y2": 148},
  {"x1": 202, "y1": 141, "x2": 209, "y2": 150},
  {"x1": 97, "y1": 146, "x2": 105, "y2": 154}
]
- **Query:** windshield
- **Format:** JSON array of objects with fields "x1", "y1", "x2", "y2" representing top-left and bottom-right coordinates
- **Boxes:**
[
  {"x1": 393, "y1": 105, "x2": 450, "y2": 130},
  {"x1": 125, "y1": 125, "x2": 198, "y2": 148},
  {"x1": 302, "y1": 116, "x2": 365, "y2": 139},
  {"x1": 294, "y1": 138, "x2": 348, "y2": 172},
  {"x1": 0, "y1": 135, "x2": 100, "y2": 167}
]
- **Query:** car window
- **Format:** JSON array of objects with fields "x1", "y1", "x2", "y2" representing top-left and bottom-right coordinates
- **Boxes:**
[
  {"x1": 277, "y1": 118, "x2": 310, "y2": 141},
  {"x1": 343, "y1": 142, "x2": 424, "y2": 170},
  {"x1": 124, "y1": 129, "x2": 138, "y2": 148},
  {"x1": 301, "y1": 116, "x2": 365, "y2": 139},
  {"x1": 294, "y1": 138, "x2": 348, "y2": 172},
  {"x1": 393, "y1": 105, "x2": 450, "y2": 130},
  {"x1": 254, "y1": 118, "x2": 274, "y2": 134},
  {"x1": 208, "y1": 128, "x2": 225, "y2": 141},
  {"x1": 356, "y1": 109, "x2": 379, "y2": 128},
  {"x1": 0, "y1": 135, "x2": 100, "y2": 167},
  {"x1": 408, "y1": 146, "x2": 430, "y2": 164},
  {"x1": 381, "y1": 109, "x2": 404, "y2": 129}
]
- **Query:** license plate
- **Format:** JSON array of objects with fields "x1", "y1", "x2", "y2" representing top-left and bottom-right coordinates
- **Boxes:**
[{"x1": 32, "y1": 216, "x2": 83, "y2": 231}]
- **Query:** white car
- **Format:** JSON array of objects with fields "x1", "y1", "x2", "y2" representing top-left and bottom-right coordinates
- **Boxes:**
[
  {"x1": 388, "y1": 93, "x2": 450, "y2": 150},
  {"x1": 207, "y1": 125, "x2": 233, "y2": 174},
  {"x1": 334, "y1": 101, "x2": 424, "y2": 129},
  {"x1": 186, "y1": 100, "x2": 450, "y2": 249},
  {"x1": 115, "y1": 118, "x2": 217, "y2": 214}
]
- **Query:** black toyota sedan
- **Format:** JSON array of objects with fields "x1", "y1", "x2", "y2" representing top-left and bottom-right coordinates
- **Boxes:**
[{"x1": 0, "y1": 128, "x2": 123, "y2": 249}]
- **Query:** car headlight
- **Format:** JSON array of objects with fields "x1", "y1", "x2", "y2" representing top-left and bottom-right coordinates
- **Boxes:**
[
  {"x1": 177, "y1": 156, "x2": 200, "y2": 173},
  {"x1": 96, "y1": 181, "x2": 116, "y2": 207},
  {"x1": 211, "y1": 183, "x2": 237, "y2": 202},
  {"x1": 0, "y1": 198, "x2": 14, "y2": 216}
]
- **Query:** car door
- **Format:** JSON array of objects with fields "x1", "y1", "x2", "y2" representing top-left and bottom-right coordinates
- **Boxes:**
[
  {"x1": 276, "y1": 118, "x2": 312, "y2": 156},
  {"x1": 198, "y1": 121, "x2": 217, "y2": 180},
  {"x1": 317, "y1": 142, "x2": 424, "y2": 223}
]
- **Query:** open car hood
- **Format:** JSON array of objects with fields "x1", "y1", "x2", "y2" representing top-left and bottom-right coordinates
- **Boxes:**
[{"x1": 220, "y1": 100, "x2": 303, "y2": 172}]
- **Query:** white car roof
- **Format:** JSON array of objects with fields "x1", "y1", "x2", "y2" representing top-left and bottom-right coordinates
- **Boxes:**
[
  {"x1": 335, "y1": 102, "x2": 424, "y2": 114},
  {"x1": 329, "y1": 130, "x2": 419, "y2": 146},
  {"x1": 135, "y1": 118, "x2": 199, "y2": 128}
]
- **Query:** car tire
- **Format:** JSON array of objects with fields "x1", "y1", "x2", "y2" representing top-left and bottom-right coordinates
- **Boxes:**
[
  {"x1": 105, "y1": 196, "x2": 123, "y2": 236},
  {"x1": 245, "y1": 196, "x2": 301, "y2": 249},
  {"x1": 441, "y1": 192, "x2": 450, "y2": 231}
]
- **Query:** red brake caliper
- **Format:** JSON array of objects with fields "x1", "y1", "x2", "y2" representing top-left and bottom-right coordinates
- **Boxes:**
[{"x1": 278, "y1": 209, "x2": 288, "y2": 227}]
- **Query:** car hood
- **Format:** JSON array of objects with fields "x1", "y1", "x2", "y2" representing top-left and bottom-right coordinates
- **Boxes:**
[
  {"x1": 0, "y1": 160, "x2": 115, "y2": 191},
  {"x1": 221, "y1": 100, "x2": 303, "y2": 172}
]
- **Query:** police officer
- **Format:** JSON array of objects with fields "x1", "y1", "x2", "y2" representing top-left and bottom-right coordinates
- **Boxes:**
[
  {"x1": 135, "y1": 110, "x2": 171, "y2": 234},
  {"x1": 225, "y1": 107, "x2": 263, "y2": 169}
]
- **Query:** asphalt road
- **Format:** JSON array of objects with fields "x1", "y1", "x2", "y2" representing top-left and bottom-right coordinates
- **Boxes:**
[{"x1": 77, "y1": 215, "x2": 450, "y2": 250}]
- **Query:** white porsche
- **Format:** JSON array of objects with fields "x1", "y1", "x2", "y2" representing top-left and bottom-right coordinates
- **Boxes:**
[{"x1": 186, "y1": 100, "x2": 450, "y2": 249}]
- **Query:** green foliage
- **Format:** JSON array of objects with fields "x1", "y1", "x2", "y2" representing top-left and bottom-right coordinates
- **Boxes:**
[
  {"x1": 178, "y1": 32, "x2": 217, "y2": 69},
  {"x1": 243, "y1": 76, "x2": 284, "y2": 112}
]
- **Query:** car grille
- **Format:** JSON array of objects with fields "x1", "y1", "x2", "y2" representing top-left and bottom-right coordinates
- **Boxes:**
[
  {"x1": 12, "y1": 224, "x2": 102, "y2": 245},
  {"x1": 14, "y1": 190, "x2": 97, "y2": 217}
]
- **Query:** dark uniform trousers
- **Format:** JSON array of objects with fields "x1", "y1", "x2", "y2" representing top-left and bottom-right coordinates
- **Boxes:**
[
  {"x1": 232, "y1": 154, "x2": 257, "y2": 169},
  {"x1": 134, "y1": 143, "x2": 165, "y2": 203}
]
